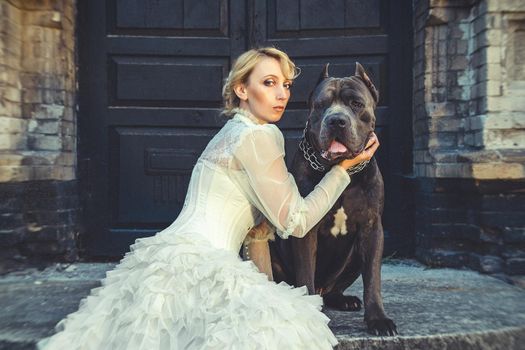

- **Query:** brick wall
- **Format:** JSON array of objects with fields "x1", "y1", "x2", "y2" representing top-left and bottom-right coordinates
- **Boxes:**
[
  {"x1": 413, "y1": 0, "x2": 525, "y2": 286},
  {"x1": 0, "y1": 0, "x2": 78, "y2": 272}
]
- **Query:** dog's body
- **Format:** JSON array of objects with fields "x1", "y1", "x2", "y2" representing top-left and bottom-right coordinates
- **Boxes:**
[{"x1": 270, "y1": 63, "x2": 397, "y2": 336}]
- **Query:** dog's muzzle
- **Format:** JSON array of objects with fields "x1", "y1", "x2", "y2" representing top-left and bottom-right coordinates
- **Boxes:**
[{"x1": 299, "y1": 121, "x2": 370, "y2": 176}]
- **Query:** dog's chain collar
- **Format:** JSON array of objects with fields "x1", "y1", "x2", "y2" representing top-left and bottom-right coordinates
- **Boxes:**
[
  {"x1": 299, "y1": 138, "x2": 326, "y2": 172},
  {"x1": 299, "y1": 121, "x2": 326, "y2": 172},
  {"x1": 346, "y1": 158, "x2": 370, "y2": 176},
  {"x1": 299, "y1": 121, "x2": 370, "y2": 176}
]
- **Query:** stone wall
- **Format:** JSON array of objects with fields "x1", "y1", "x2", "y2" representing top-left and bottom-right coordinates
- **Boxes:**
[
  {"x1": 413, "y1": 0, "x2": 525, "y2": 285},
  {"x1": 0, "y1": 0, "x2": 78, "y2": 272}
]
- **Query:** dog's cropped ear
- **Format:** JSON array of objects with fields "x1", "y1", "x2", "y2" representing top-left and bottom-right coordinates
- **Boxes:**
[
  {"x1": 355, "y1": 62, "x2": 379, "y2": 104},
  {"x1": 308, "y1": 63, "x2": 330, "y2": 109},
  {"x1": 316, "y1": 63, "x2": 330, "y2": 86}
]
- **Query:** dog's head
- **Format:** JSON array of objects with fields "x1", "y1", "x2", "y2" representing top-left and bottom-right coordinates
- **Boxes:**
[{"x1": 306, "y1": 62, "x2": 378, "y2": 163}]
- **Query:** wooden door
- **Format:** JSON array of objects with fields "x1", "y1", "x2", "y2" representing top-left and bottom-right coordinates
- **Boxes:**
[{"x1": 78, "y1": 0, "x2": 412, "y2": 257}]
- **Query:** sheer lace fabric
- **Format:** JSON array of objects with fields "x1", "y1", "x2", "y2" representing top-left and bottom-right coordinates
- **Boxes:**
[{"x1": 203, "y1": 108, "x2": 351, "y2": 239}]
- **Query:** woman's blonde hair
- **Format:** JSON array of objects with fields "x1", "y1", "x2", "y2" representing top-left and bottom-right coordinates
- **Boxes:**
[{"x1": 221, "y1": 47, "x2": 300, "y2": 117}]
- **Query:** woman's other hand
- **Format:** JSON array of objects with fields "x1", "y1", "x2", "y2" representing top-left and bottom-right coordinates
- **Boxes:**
[
  {"x1": 338, "y1": 132, "x2": 380, "y2": 171},
  {"x1": 244, "y1": 218, "x2": 275, "y2": 281}
]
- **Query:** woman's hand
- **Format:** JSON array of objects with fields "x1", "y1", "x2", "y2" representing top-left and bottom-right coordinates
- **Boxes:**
[
  {"x1": 338, "y1": 132, "x2": 380, "y2": 170},
  {"x1": 245, "y1": 218, "x2": 275, "y2": 244}
]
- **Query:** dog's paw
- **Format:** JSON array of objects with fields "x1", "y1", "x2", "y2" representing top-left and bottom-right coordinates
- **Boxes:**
[
  {"x1": 366, "y1": 318, "x2": 398, "y2": 336},
  {"x1": 323, "y1": 294, "x2": 362, "y2": 311}
]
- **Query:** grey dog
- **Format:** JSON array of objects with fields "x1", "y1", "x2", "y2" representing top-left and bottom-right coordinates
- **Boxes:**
[{"x1": 270, "y1": 63, "x2": 397, "y2": 336}]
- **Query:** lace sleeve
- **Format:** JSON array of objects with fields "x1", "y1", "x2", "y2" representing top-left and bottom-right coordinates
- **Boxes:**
[{"x1": 233, "y1": 124, "x2": 351, "y2": 239}]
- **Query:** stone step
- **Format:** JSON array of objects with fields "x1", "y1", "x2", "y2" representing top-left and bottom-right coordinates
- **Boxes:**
[
  {"x1": 328, "y1": 261, "x2": 525, "y2": 349},
  {"x1": 0, "y1": 260, "x2": 524, "y2": 350}
]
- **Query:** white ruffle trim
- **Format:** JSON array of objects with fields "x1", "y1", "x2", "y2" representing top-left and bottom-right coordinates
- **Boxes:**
[
  {"x1": 37, "y1": 231, "x2": 338, "y2": 350},
  {"x1": 277, "y1": 201, "x2": 308, "y2": 239}
]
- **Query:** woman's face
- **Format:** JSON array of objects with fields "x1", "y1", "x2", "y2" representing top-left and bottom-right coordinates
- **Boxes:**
[{"x1": 236, "y1": 57, "x2": 292, "y2": 124}]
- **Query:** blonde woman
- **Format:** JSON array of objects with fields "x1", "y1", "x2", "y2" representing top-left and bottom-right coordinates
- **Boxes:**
[{"x1": 38, "y1": 47, "x2": 379, "y2": 350}]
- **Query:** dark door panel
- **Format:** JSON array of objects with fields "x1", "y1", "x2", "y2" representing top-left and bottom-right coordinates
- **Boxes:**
[
  {"x1": 112, "y1": 0, "x2": 228, "y2": 34},
  {"x1": 110, "y1": 56, "x2": 228, "y2": 107},
  {"x1": 111, "y1": 127, "x2": 214, "y2": 225}
]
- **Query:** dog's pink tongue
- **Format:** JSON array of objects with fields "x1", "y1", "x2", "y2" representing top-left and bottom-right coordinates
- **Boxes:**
[{"x1": 328, "y1": 140, "x2": 348, "y2": 153}]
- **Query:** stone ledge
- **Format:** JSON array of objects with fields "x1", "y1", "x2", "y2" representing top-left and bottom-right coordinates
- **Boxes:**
[
  {"x1": 0, "y1": 261, "x2": 524, "y2": 350},
  {"x1": 336, "y1": 327, "x2": 525, "y2": 350},
  {"x1": 329, "y1": 261, "x2": 525, "y2": 349}
]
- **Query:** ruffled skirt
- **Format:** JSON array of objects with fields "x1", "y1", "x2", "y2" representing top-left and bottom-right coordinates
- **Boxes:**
[{"x1": 37, "y1": 230, "x2": 338, "y2": 349}]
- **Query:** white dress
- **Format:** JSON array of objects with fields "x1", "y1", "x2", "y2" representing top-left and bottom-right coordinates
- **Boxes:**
[{"x1": 37, "y1": 109, "x2": 351, "y2": 350}]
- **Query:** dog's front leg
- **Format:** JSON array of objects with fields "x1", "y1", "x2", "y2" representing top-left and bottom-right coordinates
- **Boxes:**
[
  {"x1": 292, "y1": 227, "x2": 318, "y2": 294},
  {"x1": 360, "y1": 221, "x2": 397, "y2": 336}
]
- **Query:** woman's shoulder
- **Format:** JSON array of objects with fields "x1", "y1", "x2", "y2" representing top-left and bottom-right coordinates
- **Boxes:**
[
  {"x1": 223, "y1": 119, "x2": 284, "y2": 160},
  {"x1": 241, "y1": 122, "x2": 284, "y2": 151},
  {"x1": 230, "y1": 111, "x2": 284, "y2": 143}
]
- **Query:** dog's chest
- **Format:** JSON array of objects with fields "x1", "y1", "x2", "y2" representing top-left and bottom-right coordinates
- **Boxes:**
[
  {"x1": 320, "y1": 186, "x2": 374, "y2": 238},
  {"x1": 319, "y1": 203, "x2": 357, "y2": 238},
  {"x1": 329, "y1": 206, "x2": 348, "y2": 237}
]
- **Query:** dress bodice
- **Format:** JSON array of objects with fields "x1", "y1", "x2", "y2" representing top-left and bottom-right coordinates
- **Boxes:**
[
  {"x1": 162, "y1": 111, "x2": 269, "y2": 252},
  {"x1": 166, "y1": 159, "x2": 261, "y2": 252}
]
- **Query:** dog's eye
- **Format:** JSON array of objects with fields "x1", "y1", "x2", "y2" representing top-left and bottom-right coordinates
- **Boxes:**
[
  {"x1": 313, "y1": 101, "x2": 324, "y2": 110},
  {"x1": 351, "y1": 101, "x2": 365, "y2": 110},
  {"x1": 360, "y1": 114, "x2": 371, "y2": 123}
]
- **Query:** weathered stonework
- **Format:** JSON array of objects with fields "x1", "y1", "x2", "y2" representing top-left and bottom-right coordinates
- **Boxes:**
[
  {"x1": 0, "y1": 0, "x2": 78, "y2": 272},
  {"x1": 415, "y1": 178, "x2": 525, "y2": 279},
  {"x1": 414, "y1": 0, "x2": 525, "y2": 179},
  {"x1": 413, "y1": 0, "x2": 525, "y2": 285}
]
